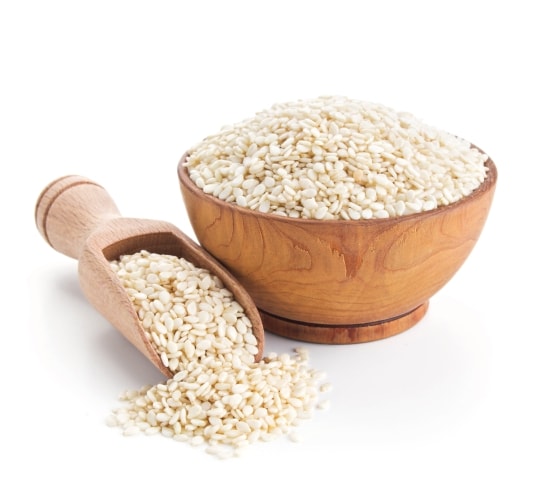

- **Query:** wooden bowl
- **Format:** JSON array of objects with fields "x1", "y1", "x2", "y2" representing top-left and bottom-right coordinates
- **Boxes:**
[{"x1": 177, "y1": 151, "x2": 497, "y2": 344}]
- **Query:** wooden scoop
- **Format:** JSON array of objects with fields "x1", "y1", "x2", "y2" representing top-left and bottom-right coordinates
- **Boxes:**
[{"x1": 35, "y1": 175, "x2": 265, "y2": 378}]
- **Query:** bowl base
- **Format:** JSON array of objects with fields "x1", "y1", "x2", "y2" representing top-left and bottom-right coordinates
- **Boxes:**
[{"x1": 259, "y1": 302, "x2": 429, "y2": 344}]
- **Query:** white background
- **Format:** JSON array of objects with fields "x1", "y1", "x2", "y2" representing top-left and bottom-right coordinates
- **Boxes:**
[{"x1": 2, "y1": 1, "x2": 548, "y2": 497}]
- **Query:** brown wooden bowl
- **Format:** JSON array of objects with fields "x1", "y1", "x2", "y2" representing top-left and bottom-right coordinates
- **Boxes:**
[{"x1": 177, "y1": 150, "x2": 497, "y2": 344}]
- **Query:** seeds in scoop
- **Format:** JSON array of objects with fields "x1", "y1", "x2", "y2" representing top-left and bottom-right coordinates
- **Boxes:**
[
  {"x1": 110, "y1": 251, "x2": 258, "y2": 373},
  {"x1": 108, "y1": 251, "x2": 330, "y2": 458}
]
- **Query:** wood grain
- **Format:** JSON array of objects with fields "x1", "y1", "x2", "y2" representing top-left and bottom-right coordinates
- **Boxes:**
[
  {"x1": 178, "y1": 153, "x2": 497, "y2": 343},
  {"x1": 35, "y1": 175, "x2": 265, "y2": 376}
]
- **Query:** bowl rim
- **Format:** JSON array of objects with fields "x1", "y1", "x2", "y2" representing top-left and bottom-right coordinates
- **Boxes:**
[{"x1": 177, "y1": 146, "x2": 497, "y2": 226}]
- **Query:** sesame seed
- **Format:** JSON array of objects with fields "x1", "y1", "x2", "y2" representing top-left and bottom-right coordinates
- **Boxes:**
[
  {"x1": 108, "y1": 250, "x2": 331, "y2": 457},
  {"x1": 184, "y1": 96, "x2": 487, "y2": 220}
]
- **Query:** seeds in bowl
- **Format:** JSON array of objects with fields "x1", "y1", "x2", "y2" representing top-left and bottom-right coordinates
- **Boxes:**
[
  {"x1": 106, "y1": 250, "x2": 330, "y2": 457},
  {"x1": 184, "y1": 95, "x2": 488, "y2": 220}
]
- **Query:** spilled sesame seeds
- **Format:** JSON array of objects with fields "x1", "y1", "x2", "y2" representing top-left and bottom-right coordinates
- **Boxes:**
[{"x1": 106, "y1": 251, "x2": 330, "y2": 458}]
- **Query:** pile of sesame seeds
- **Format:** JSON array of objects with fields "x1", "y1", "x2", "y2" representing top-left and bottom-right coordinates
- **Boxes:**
[
  {"x1": 106, "y1": 251, "x2": 330, "y2": 458},
  {"x1": 184, "y1": 95, "x2": 488, "y2": 220}
]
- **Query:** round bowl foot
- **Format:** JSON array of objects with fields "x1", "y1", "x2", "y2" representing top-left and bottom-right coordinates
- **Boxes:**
[{"x1": 259, "y1": 302, "x2": 429, "y2": 344}]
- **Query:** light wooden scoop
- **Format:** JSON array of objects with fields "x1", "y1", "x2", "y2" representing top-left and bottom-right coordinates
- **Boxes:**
[{"x1": 35, "y1": 175, "x2": 265, "y2": 378}]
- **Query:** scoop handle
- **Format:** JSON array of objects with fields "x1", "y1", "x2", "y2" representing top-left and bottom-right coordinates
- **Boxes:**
[{"x1": 35, "y1": 175, "x2": 121, "y2": 259}]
